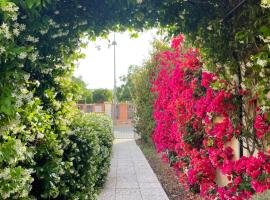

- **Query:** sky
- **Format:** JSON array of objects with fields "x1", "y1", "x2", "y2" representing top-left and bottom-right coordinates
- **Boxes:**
[{"x1": 74, "y1": 29, "x2": 159, "y2": 89}]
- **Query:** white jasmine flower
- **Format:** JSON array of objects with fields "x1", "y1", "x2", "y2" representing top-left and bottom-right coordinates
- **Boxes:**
[
  {"x1": 13, "y1": 28, "x2": 20, "y2": 36},
  {"x1": 1, "y1": 23, "x2": 8, "y2": 31},
  {"x1": 0, "y1": 47, "x2": 5, "y2": 54},
  {"x1": 207, "y1": 25, "x2": 213, "y2": 31},
  {"x1": 11, "y1": 14, "x2": 18, "y2": 21},
  {"x1": 40, "y1": 29, "x2": 48, "y2": 35},
  {"x1": 5, "y1": 32, "x2": 11, "y2": 39},
  {"x1": 23, "y1": 74, "x2": 30, "y2": 81},
  {"x1": 29, "y1": 52, "x2": 38, "y2": 62},
  {"x1": 257, "y1": 59, "x2": 267, "y2": 67},
  {"x1": 18, "y1": 52, "x2": 27, "y2": 59},
  {"x1": 19, "y1": 24, "x2": 26, "y2": 31},
  {"x1": 2, "y1": 3, "x2": 18, "y2": 12},
  {"x1": 14, "y1": 22, "x2": 19, "y2": 28},
  {"x1": 26, "y1": 35, "x2": 39, "y2": 43},
  {"x1": 246, "y1": 62, "x2": 252, "y2": 67},
  {"x1": 37, "y1": 133, "x2": 45, "y2": 139},
  {"x1": 48, "y1": 19, "x2": 56, "y2": 26}
]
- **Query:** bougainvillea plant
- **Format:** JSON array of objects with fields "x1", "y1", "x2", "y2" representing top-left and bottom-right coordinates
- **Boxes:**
[{"x1": 151, "y1": 35, "x2": 270, "y2": 200}]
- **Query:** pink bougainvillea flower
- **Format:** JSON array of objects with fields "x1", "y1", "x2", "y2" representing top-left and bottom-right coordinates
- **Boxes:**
[{"x1": 151, "y1": 34, "x2": 270, "y2": 200}]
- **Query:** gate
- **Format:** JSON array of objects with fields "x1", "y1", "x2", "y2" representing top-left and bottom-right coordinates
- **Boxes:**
[
  {"x1": 111, "y1": 103, "x2": 136, "y2": 139},
  {"x1": 113, "y1": 124, "x2": 134, "y2": 139}
]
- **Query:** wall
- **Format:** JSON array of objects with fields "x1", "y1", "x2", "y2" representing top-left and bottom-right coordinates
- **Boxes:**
[{"x1": 77, "y1": 102, "x2": 134, "y2": 125}]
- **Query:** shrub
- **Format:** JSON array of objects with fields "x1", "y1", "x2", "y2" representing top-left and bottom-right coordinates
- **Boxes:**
[
  {"x1": 130, "y1": 65, "x2": 155, "y2": 143},
  {"x1": 58, "y1": 113, "x2": 113, "y2": 200},
  {"x1": 130, "y1": 41, "x2": 169, "y2": 144},
  {"x1": 151, "y1": 35, "x2": 270, "y2": 199}
]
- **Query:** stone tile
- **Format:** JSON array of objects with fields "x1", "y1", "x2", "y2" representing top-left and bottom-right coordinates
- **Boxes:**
[
  {"x1": 141, "y1": 188, "x2": 169, "y2": 200},
  {"x1": 139, "y1": 182, "x2": 163, "y2": 189},
  {"x1": 97, "y1": 188, "x2": 115, "y2": 200},
  {"x1": 135, "y1": 169, "x2": 155, "y2": 176},
  {"x1": 117, "y1": 168, "x2": 136, "y2": 176},
  {"x1": 116, "y1": 175, "x2": 139, "y2": 189},
  {"x1": 116, "y1": 189, "x2": 142, "y2": 200},
  {"x1": 137, "y1": 174, "x2": 159, "y2": 183},
  {"x1": 104, "y1": 176, "x2": 116, "y2": 189},
  {"x1": 98, "y1": 139, "x2": 169, "y2": 200}
]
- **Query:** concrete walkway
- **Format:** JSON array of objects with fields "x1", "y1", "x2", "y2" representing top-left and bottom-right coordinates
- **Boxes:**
[{"x1": 98, "y1": 139, "x2": 169, "y2": 200}]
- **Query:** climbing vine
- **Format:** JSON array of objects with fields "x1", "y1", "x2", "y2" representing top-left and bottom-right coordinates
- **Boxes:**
[{"x1": 151, "y1": 35, "x2": 270, "y2": 199}]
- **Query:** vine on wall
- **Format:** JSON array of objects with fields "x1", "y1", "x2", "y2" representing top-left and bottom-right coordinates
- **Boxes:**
[{"x1": 151, "y1": 35, "x2": 270, "y2": 199}]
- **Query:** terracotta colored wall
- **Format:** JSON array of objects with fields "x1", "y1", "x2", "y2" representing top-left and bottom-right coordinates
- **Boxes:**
[{"x1": 77, "y1": 102, "x2": 134, "y2": 125}]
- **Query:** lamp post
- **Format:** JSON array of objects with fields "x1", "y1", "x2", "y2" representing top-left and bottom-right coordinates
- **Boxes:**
[{"x1": 112, "y1": 33, "x2": 117, "y2": 125}]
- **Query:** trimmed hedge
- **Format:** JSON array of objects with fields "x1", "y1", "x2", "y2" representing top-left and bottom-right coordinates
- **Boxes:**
[
  {"x1": 59, "y1": 113, "x2": 114, "y2": 200},
  {"x1": 0, "y1": 109, "x2": 113, "y2": 199}
]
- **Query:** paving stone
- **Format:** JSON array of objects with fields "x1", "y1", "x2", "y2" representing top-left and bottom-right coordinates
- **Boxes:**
[
  {"x1": 137, "y1": 173, "x2": 159, "y2": 183},
  {"x1": 116, "y1": 189, "x2": 142, "y2": 200},
  {"x1": 139, "y1": 182, "x2": 163, "y2": 189},
  {"x1": 116, "y1": 175, "x2": 139, "y2": 189},
  {"x1": 98, "y1": 139, "x2": 168, "y2": 200},
  {"x1": 97, "y1": 188, "x2": 115, "y2": 200},
  {"x1": 141, "y1": 188, "x2": 169, "y2": 200},
  {"x1": 104, "y1": 176, "x2": 116, "y2": 189}
]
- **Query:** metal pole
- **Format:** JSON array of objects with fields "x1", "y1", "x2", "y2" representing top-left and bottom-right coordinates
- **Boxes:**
[{"x1": 112, "y1": 33, "x2": 117, "y2": 125}]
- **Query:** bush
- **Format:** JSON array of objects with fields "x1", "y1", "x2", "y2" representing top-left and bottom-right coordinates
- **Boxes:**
[
  {"x1": 58, "y1": 113, "x2": 113, "y2": 200},
  {"x1": 130, "y1": 41, "x2": 169, "y2": 144},
  {"x1": 151, "y1": 35, "x2": 270, "y2": 199},
  {"x1": 131, "y1": 65, "x2": 155, "y2": 144}
]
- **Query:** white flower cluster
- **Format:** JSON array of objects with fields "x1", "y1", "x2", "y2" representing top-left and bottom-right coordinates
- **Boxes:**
[
  {"x1": 257, "y1": 59, "x2": 268, "y2": 67},
  {"x1": 48, "y1": 19, "x2": 57, "y2": 26},
  {"x1": 40, "y1": 29, "x2": 48, "y2": 35},
  {"x1": 1, "y1": 2, "x2": 19, "y2": 22},
  {"x1": 0, "y1": 23, "x2": 11, "y2": 39},
  {"x1": 26, "y1": 35, "x2": 39, "y2": 43},
  {"x1": 18, "y1": 52, "x2": 27, "y2": 59},
  {"x1": 11, "y1": 87, "x2": 34, "y2": 109},
  {"x1": 29, "y1": 51, "x2": 38, "y2": 62},
  {"x1": 51, "y1": 30, "x2": 69, "y2": 39},
  {"x1": 0, "y1": 46, "x2": 5, "y2": 55},
  {"x1": 41, "y1": 68, "x2": 53, "y2": 74},
  {"x1": 15, "y1": 23, "x2": 26, "y2": 30},
  {"x1": 1, "y1": 3, "x2": 18, "y2": 13}
]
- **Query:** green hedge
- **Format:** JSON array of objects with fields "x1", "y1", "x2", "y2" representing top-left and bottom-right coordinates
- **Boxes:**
[
  {"x1": 0, "y1": 110, "x2": 113, "y2": 200},
  {"x1": 130, "y1": 41, "x2": 169, "y2": 144},
  {"x1": 59, "y1": 113, "x2": 114, "y2": 200}
]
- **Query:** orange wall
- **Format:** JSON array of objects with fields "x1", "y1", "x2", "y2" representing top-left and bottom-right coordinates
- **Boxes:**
[{"x1": 77, "y1": 103, "x2": 133, "y2": 125}]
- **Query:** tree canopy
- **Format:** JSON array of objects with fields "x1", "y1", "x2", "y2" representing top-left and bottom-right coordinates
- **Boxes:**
[
  {"x1": 92, "y1": 89, "x2": 112, "y2": 103},
  {"x1": 116, "y1": 65, "x2": 138, "y2": 102},
  {"x1": 72, "y1": 76, "x2": 93, "y2": 104}
]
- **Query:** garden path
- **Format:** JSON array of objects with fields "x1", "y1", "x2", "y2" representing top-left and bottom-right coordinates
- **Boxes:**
[{"x1": 98, "y1": 137, "x2": 169, "y2": 200}]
